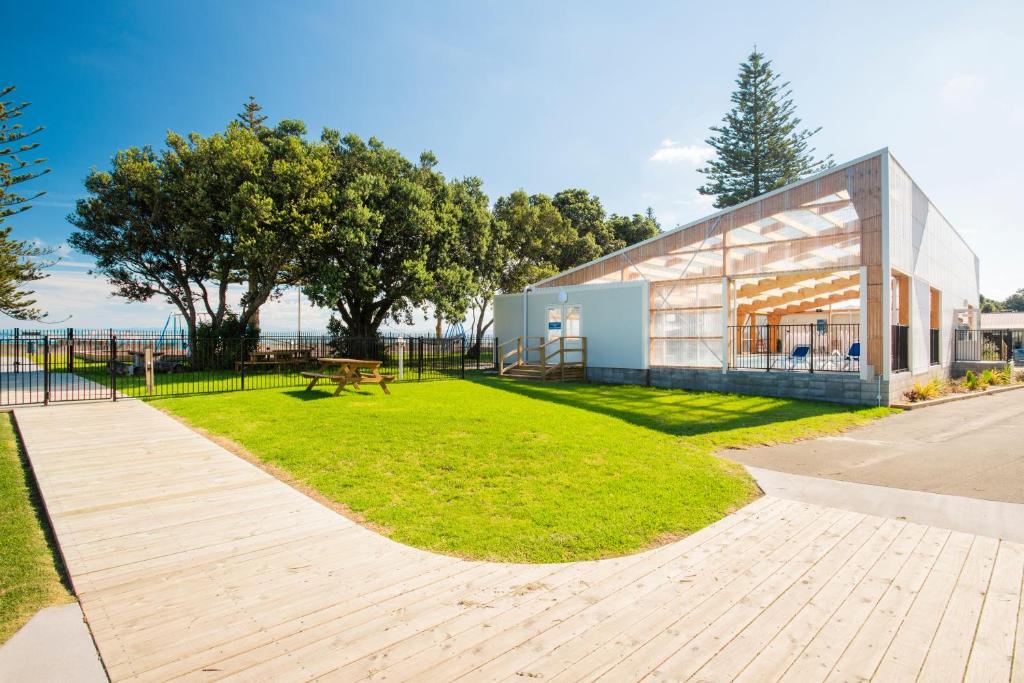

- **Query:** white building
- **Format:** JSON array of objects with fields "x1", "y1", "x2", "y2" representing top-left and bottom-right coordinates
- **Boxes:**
[{"x1": 494, "y1": 149, "x2": 980, "y2": 406}]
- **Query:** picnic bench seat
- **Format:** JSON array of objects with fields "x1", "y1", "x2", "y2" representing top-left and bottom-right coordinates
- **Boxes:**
[{"x1": 300, "y1": 359, "x2": 395, "y2": 396}]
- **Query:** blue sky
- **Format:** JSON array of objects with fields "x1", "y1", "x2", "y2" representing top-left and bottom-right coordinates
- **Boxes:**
[{"x1": 7, "y1": 1, "x2": 1023, "y2": 330}]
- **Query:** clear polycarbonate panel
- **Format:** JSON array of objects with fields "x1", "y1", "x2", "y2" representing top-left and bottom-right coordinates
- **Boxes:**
[
  {"x1": 651, "y1": 280, "x2": 722, "y2": 310},
  {"x1": 546, "y1": 156, "x2": 881, "y2": 288},
  {"x1": 651, "y1": 338, "x2": 722, "y2": 368},
  {"x1": 651, "y1": 310, "x2": 722, "y2": 338}
]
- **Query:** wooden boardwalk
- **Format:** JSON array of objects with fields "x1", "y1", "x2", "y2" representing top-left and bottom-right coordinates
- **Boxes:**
[{"x1": 15, "y1": 399, "x2": 1024, "y2": 682}]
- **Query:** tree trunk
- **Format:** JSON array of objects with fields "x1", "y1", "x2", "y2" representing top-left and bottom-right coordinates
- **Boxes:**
[
  {"x1": 248, "y1": 279, "x2": 261, "y2": 330},
  {"x1": 435, "y1": 312, "x2": 443, "y2": 338},
  {"x1": 470, "y1": 300, "x2": 492, "y2": 357}
]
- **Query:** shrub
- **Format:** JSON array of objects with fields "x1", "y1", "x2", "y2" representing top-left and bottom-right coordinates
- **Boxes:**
[
  {"x1": 962, "y1": 370, "x2": 980, "y2": 392},
  {"x1": 989, "y1": 365, "x2": 1013, "y2": 386},
  {"x1": 192, "y1": 315, "x2": 260, "y2": 370},
  {"x1": 905, "y1": 378, "x2": 943, "y2": 402},
  {"x1": 980, "y1": 369, "x2": 997, "y2": 388}
]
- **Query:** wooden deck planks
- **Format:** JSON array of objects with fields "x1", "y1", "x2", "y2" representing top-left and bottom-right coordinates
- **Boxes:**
[{"x1": 13, "y1": 398, "x2": 1024, "y2": 682}]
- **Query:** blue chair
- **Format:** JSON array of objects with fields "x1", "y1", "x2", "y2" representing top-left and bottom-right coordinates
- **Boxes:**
[
  {"x1": 844, "y1": 342, "x2": 861, "y2": 370},
  {"x1": 786, "y1": 345, "x2": 811, "y2": 369}
]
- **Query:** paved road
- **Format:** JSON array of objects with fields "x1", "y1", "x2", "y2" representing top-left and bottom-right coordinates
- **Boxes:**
[
  {"x1": 731, "y1": 388, "x2": 1024, "y2": 503},
  {"x1": 16, "y1": 399, "x2": 1024, "y2": 681}
]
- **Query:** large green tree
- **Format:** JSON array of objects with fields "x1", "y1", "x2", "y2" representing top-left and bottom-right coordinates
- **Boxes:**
[
  {"x1": 298, "y1": 132, "x2": 477, "y2": 338},
  {"x1": 1003, "y1": 289, "x2": 1024, "y2": 312},
  {"x1": 0, "y1": 86, "x2": 53, "y2": 320},
  {"x1": 426, "y1": 175, "x2": 493, "y2": 338},
  {"x1": 236, "y1": 96, "x2": 271, "y2": 328},
  {"x1": 980, "y1": 294, "x2": 1005, "y2": 313},
  {"x1": 698, "y1": 50, "x2": 833, "y2": 208},
  {"x1": 70, "y1": 119, "x2": 328, "y2": 341}
]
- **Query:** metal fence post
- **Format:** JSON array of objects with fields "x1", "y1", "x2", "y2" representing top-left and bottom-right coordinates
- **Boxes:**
[
  {"x1": 418, "y1": 337, "x2": 423, "y2": 382},
  {"x1": 809, "y1": 324, "x2": 815, "y2": 374},
  {"x1": 110, "y1": 334, "x2": 118, "y2": 401},
  {"x1": 13, "y1": 328, "x2": 19, "y2": 374},
  {"x1": 67, "y1": 327, "x2": 74, "y2": 373},
  {"x1": 43, "y1": 335, "x2": 50, "y2": 406},
  {"x1": 397, "y1": 337, "x2": 405, "y2": 380},
  {"x1": 239, "y1": 338, "x2": 246, "y2": 391},
  {"x1": 461, "y1": 337, "x2": 466, "y2": 379}
]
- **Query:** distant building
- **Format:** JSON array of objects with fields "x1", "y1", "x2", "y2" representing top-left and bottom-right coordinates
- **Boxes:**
[{"x1": 980, "y1": 311, "x2": 1024, "y2": 330}]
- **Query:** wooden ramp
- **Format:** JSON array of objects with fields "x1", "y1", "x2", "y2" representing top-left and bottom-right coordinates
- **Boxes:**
[{"x1": 15, "y1": 399, "x2": 1024, "y2": 682}]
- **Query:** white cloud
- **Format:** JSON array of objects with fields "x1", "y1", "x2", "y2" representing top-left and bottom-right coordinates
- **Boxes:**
[
  {"x1": 940, "y1": 74, "x2": 985, "y2": 105},
  {"x1": 649, "y1": 140, "x2": 714, "y2": 165}
]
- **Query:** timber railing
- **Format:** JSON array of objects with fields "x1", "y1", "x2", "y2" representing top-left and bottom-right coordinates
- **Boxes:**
[{"x1": 498, "y1": 335, "x2": 587, "y2": 380}]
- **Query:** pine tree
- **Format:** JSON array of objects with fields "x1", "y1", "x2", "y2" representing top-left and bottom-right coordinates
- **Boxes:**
[
  {"x1": 237, "y1": 97, "x2": 268, "y2": 329},
  {"x1": 0, "y1": 85, "x2": 53, "y2": 320},
  {"x1": 237, "y1": 96, "x2": 267, "y2": 131},
  {"x1": 698, "y1": 50, "x2": 833, "y2": 208}
]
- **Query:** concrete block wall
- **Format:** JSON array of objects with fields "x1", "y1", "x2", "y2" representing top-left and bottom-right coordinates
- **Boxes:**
[
  {"x1": 587, "y1": 366, "x2": 887, "y2": 406},
  {"x1": 887, "y1": 365, "x2": 953, "y2": 403},
  {"x1": 951, "y1": 360, "x2": 1012, "y2": 377}
]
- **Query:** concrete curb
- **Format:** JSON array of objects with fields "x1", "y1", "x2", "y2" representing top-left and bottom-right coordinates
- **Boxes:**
[
  {"x1": 747, "y1": 466, "x2": 1024, "y2": 543},
  {"x1": 891, "y1": 381, "x2": 1024, "y2": 410}
]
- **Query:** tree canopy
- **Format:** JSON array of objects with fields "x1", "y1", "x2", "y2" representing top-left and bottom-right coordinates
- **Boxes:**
[
  {"x1": 71, "y1": 103, "x2": 661, "y2": 339},
  {"x1": 69, "y1": 118, "x2": 329, "y2": 339},
  {"x1": 1001, "y1": 290, "x2": 1024, "y2": 312},
  {"x1": 297, "y1": 132, "x2": 482, "y2": 338},
  {"x1": 0, "y1": 85, "x2": 53, "y2": 321},
  {"x1": 698, "y1": 50, "x2": 833, "y2": 208}
]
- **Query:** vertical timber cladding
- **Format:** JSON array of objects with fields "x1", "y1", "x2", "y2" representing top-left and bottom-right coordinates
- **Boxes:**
[
  {"x1": 851, "y1": 156, "x2": 884, "y2": 379},
  {"x1": 540, "y1": 153, "x2": 883, "y2": 374}
]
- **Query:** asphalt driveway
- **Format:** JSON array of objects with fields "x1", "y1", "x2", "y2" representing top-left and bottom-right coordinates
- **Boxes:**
[{"x1": 730, "y1": 387, "x2": 1024, "y2": 504}]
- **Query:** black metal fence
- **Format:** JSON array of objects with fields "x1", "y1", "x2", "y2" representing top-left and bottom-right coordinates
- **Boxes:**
[
  {"x1": 954, "y1": 328, "x2": 1024, "y2": 363},
  {"x1": 729, "y1": 323, "x2": 861, "y2": 373},
  {"x1": 0, "y1": 330, "x2": 499, "y2": 406}
]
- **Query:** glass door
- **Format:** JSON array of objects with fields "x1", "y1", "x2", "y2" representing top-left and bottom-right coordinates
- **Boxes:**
[
  {"x1": 564, "y1": 305, "x2": 582, "y2": 351},
  {"x1": 546, "y1": 306, "x2": 563, "y2": 342}
]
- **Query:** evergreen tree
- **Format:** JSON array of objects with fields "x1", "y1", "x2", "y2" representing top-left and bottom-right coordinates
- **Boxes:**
[
  {"x1": 237, "y1": 97, "x2": 269, "y2": 327},
  {"x1": 698, "y1": 50, "x2": 833, "y2": 208},
  {"x1": 237, "y1": 96, "x2": 267, "y2": 131},
  {"x1": 0, "y1": 85, "x2": 53, "y2": 320}
]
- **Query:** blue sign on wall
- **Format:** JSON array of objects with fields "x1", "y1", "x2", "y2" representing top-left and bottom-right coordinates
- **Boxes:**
[{"x1": 548, "y1": 321, "x2": 562, "y2": 330}]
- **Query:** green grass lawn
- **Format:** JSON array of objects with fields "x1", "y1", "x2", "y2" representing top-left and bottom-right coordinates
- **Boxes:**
[
  {"x1": 152, "y1": 376, "x2": 893, "y2": 563},
  {"x1": 0, "y1": 414, "x2": 72, "y2": 642}
]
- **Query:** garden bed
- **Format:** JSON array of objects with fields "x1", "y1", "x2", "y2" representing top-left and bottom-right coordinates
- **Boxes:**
[{"x1": 896, "y1": 365, "x2": 1024, "y2": 409}]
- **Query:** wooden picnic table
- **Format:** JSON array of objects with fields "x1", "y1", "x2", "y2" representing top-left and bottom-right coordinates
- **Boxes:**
[
  {"x1": 301, "y1": 358, "x2": 395, "y2": 396},
  {"x1": 236, "y1": 348, "x2": 314, "y2": 371}
]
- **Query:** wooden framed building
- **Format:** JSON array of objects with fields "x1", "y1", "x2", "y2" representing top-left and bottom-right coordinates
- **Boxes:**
[{"x1": 494, "y1": 149, "x2": 980, "y2": 405}]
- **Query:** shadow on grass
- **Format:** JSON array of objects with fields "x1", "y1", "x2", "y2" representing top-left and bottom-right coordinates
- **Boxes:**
[
  {"x1": 281, "y1": 388, "x2": 378, "y2": 401},
  {"x1": 469, "y1": 374, "x2": 871, "y2": 439}
]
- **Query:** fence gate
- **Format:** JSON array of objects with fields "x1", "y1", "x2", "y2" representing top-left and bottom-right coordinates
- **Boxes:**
[{"x1": 0, "y1": 331, "x2": 115, "y2": 407}]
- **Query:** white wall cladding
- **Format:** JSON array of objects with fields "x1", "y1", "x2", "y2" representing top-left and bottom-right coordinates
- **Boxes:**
[
  {"x1": 887, "y1": 156, "x2": 979, "y2": 373},
  {"x1": 493, "y1": 281, "x2": 648, "y2": 370}
]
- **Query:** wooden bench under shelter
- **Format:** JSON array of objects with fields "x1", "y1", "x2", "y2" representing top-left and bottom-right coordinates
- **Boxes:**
[{"x1": 300, "y1": 358, "x2": 395, "y2": 396}]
